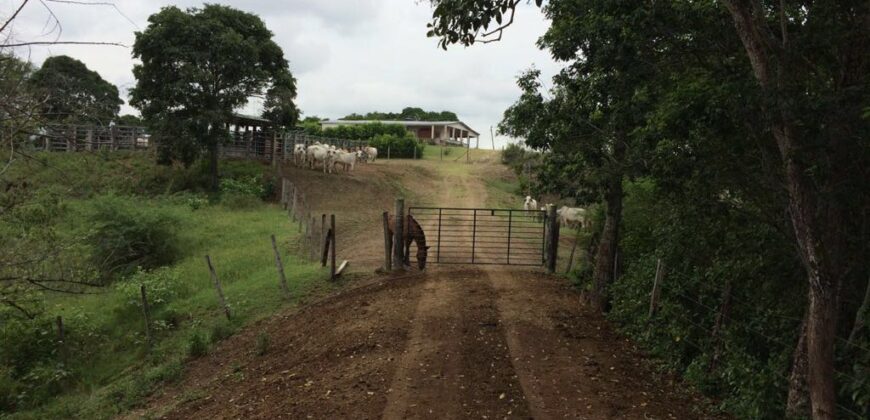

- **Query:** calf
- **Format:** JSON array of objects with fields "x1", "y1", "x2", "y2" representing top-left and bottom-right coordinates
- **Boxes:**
[{"x1": 332, "y1": 150, "x2": 357, "y2": 172}]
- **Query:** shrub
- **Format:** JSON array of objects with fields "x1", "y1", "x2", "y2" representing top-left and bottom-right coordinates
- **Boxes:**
[
  {"x1": 115, "y1": 267, "x2": 184, "y2": 310},
  {"x1": 86, "y1": 194, "x2": 181, "y2": 279},
  {"x1": 220, "y1": 175, "x2": 266, "y2": 209},
  {"x1": 368, "y1": 132, "x2": 424, "y2": 159},
  {"x1": 209, "y1": 323, "x2": 233, "y2": 344},
  {"x1": 187, "y1": 332, "x2": 208, "y2": 358}
]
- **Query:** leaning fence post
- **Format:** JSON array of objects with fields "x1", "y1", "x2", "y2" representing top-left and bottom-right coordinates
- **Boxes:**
[
  {"x1": 393, "y1": 198, "x2": 405, "y2": 269},
  {"x1": 140, "y1": 285, "x2": 152, "y2": 347},
  {"x1": 383, "y1": 211, "x2": 392, "y2": 271},
  {"x1": 270, "y1": 235, "x2": 291, "y2": 297},
  {"x1": 205, "y1": 255, "x2": 231, "y2": 320},
  {"x1": 648, "y1": 259, "x2": 665, "y2": 318},
  {"x1": 546, "y1": 204, "x2": 558, "y2": 273},
  {"x1": 330, "y1": 214, "x2": 337, "y2": 281}
]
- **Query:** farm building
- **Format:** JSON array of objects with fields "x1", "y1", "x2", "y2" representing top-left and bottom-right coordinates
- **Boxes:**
[{"x1": 320, "y1": 120, "x2": 480, "y2": 146}]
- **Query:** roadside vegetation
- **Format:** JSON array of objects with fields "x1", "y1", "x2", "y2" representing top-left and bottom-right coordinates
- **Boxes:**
[{"x1": 0, "y1": 152, "x2": 326, "y2": 418}]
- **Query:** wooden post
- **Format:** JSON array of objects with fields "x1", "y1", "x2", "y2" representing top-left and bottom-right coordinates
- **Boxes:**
[
  {"x1": 330, "y1": 214, "x2": 337, "y2": 281},
  {"x1": 546, "y1": 204, "x2": 558, "y2": 274},
  {"x1": 387, "y1": 145, "x2": 391, "y2": 160},
  {"x1": 413, "y1": 144, "x2": 417, "y2": 160},
  {"x1": 205, "y1": 255, "x2": 231, "y2": 320},
  {"x1": 291, "y1": 188, "x2": 298, "y2": 221},
  {"x1": 440, "y1": 144, "x2": 443, "y2": 161},
  {"x1": 320, "y1": 214, "x2": 326, "y2": 262},
  {"x1": 565, "y1": 230, "x2": 580, "y2": 274},
  {"x1": 648, "y1": 259, "x2": 665, "y2": 318},
  {"x1": 110, "y1": 125, "x2": 117, "y2": 151},
  {"x1": 270, "y1": 235, "x2": 291, "y2": 297},
  {"x1": 393, "y1": 198, "x2": 405, "y2": 269},
  {"x1": 321, "y1": 228, "x2": 331, "y2": 267},
  {"x1": 383, "y1": 211, "x2": 392, "y2": 271},
  {"x1": 56, "y1": 315, "x2": 65, "y2": 360},
  {"x1": 140, "y1": 285, "x2": 152, "y2": 347},
  {"x1": 271, "y1": 131, "x2": 279, "y2": 167}
]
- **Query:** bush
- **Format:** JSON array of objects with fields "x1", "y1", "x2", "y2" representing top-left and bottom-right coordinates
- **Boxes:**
[
  {"x1": 209, "y1": 324, "x2": 233, "y2": 343},
  {"x1": 220, "y1": 175, "x2": 266, "y2": 209},
  {"x1": 255, "y1": 332, "x2": 270, "y2": 356},
  {"x1": 86, "y1": 194, "x2": 181, "y2": 279},
  {"x1": 115, "y1": 267, "x2": 184, "y2": 310},
  {"x1": 187, "y1": 332, "x2": 208, "y2": 358},
  {"x1": 369, "y1": 132, "x2": 424, "y2": 159}
]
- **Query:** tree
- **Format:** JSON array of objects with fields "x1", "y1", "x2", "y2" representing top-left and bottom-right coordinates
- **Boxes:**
[
  {"x1": 27, "y1": 55, "x2": 122, "y2": 124},
  {"x1": 428, "y1": 0, "x2": 869, "y2": 418},
  {"x1": 130, "y1": 4, "x2": 295, "y2": 189},
  {"x1": 262, "y1": 71, "x2": 299, "y2": 127}
]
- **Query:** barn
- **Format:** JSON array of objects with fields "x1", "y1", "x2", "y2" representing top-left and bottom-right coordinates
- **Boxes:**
[{"x1": 320, "y1": 120, "x2": 480, "y2": 147}]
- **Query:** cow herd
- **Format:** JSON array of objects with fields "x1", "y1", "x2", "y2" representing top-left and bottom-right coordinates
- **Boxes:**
[
  {"x1": 524, "y1": 195, "x2": 588, "y2": 229},
  {"x1": 291, "y1": 142, "x2": 378, "y2": 174}
]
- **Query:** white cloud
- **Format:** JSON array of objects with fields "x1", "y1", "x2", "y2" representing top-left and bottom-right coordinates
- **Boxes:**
[{"x1": 4, "y1": 0, "x2": 561, "y2": 148}]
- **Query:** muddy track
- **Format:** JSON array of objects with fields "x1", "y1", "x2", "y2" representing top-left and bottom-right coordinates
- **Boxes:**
[{"x1": 139, "y1": 156, "x2": 721, "y2": 419}]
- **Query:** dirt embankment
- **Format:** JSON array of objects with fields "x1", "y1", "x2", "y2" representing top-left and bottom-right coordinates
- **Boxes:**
[{"x1": 137, "y1": 155, "x2": 722, "y2": 419}]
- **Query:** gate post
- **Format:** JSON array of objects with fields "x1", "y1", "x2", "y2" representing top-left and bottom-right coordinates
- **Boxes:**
[
  {"x1": 393, "y1": 198, "x2": 405, "y2": 269},
  {"x1": 546, "y1": 204, "x2": 559, "y2": 273}
]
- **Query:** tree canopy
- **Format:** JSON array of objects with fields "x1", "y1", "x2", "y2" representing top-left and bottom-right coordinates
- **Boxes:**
[
  {"x1": 130, "y1": 4, "x2": 296, "y2": 188},
  {"x1": 428, "y1": 0, "x2": 869, "y2": 418},
  {"x1": 27, "y1": 55, "x2": 122, "y2": 124},
  {"x1": 341, "y1": 107, "x2": 458, "y2": 121}
]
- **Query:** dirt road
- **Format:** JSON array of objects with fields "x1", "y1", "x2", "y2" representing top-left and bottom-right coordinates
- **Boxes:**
[{"x1": 142, "y1": 154, "x2": 719, "y2": 419}]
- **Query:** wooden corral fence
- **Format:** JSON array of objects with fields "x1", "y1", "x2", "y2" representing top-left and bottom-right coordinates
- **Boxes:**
[
  {"x1": 36, "y1": 124, "x2": 149, "y2": 152},
  {"x1": 35, "y1": 124, "x2": 373, "y2": 165}
]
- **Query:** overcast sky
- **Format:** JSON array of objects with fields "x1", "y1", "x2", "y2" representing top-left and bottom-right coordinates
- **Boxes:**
[{"x1": 5, "y1": 0, "x2": 560, "y2": 148}]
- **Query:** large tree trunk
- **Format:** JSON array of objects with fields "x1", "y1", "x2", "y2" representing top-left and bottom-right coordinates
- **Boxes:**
[
  {"x1": 590, "y1": 174, "x2": 623, "y2": 313},
  {"x1": 786, "y1": 315, "x2": 809, "y2": 418}
]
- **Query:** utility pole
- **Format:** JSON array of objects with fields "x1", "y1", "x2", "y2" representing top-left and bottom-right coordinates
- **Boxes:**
[{"x1": 490, "y1": 126, "x2": 495, "y2": 150}]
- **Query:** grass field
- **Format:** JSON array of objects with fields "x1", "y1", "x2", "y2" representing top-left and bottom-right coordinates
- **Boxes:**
[{"x1": 2, "y1": 153, "x2": 335, "y2": 419}]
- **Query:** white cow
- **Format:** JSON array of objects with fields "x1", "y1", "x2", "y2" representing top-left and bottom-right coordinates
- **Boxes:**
[
  {"x1": 523, "y1": 196, "x2": 538, "y2": 211},
  {"x1": 306, "y1": 144, "x2": 334, "y2": 173},
  {"x1": 364, "y1": 146, "x2": 378, "y2": 162},
  {"x1": 557, "y1": 206, "x2": 587, "y2": 229},
  {"x1": 332, "y1": 150, "x2": 357, "y2": 172},
  {"x1": 293, "y1": 144, "x2": 306, "y2": 166}
]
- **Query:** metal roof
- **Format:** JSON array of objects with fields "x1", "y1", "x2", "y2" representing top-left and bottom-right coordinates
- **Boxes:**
[{"x1": 320, "y1": 119, "x2": 480, "y2": 137}]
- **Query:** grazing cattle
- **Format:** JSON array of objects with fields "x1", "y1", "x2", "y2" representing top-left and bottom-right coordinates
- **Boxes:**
[
  {"x1": 332, "y1": 150, "x2": 357, "y2": 172},
  {"x1": 523, "y1": 196, "x2": 538, "y2": 211},
  {"x1": 365, "y1": 146, "x2": 378, "y2": 162},
  {"x1": 557, "y1": 206, "x2": 587, "y2": 229},
  {"x1": 387, "y1": 214, "x2": 429, "y2": 270},
  {"x1": 306, "y1": 144, "x2": 334, "y2": 173}
]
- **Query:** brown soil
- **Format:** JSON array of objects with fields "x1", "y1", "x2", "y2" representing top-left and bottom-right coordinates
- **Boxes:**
[{"x1": 136, "y1": 154, "x2": 722, "y2": 419}]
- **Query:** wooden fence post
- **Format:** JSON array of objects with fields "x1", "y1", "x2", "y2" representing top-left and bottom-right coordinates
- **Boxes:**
[
  {"x1": 291, "y1": 187, "x2": 298, "y2": 221},
  {"x1": 56, "y1": 315, "x2": 65, "y2": 361},
  {"x1": 546, "y1": 204, "x2": 559, "y2": 273},
  {"x1": 393, "y1": 198, "x2": 405, "y2": 269},
  {"x1": 383, "y1": 211, "x2": 392, "y2": 271},
  {"x1": 648, "y1": 259, "x2": 665, "y2": 318},
  {"x1": 565, "y1": 230, "x2": 580, "y2": 274},
  {"x1": 330, "y1": 214, "x2": 336, "y2": 281},
  {"x1": 205, "y1": 255, "x2": 231, "y2": 320},
  {"x1": 387, "y1": 145, "x2": 391, "y2": 160},
  {"x1": 309, "y1": 216, "x2": 317, "y2": 260},
  {"x1": 270, "y1": 235, "x2": 291, "y2": 297},
  {"x1": 320, "y1": 214, "x2": 326, "y2": 262},
  {"x1": 321, "y1": 227, "x2": 331, "y2": 267},
  {"x1": 140, "y1": 285, "x2": 152, "y2": 347}
]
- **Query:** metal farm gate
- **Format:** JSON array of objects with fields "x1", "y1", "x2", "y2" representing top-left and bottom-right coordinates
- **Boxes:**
[{"x1": 408, "y1": 207, "x2": 547, "y2": 266}]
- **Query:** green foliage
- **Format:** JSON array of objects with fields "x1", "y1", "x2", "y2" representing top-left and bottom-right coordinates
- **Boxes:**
[
  {"x1": 86, "y1": 194, "x2": 181, "y2": 279},
  {"x1": 116, "y1": 114, "x2": 144, "y2": 126},
  {"x1": 27, "y1": 55, "x2": 122, "y2": 124},
  {"x1": 220, "y1": 176, "x2": 266, "y2": 209},
  {"x1": 130, "y1": 4, "x2": 295, "y2": 185},
  {"x1": 322, "y1": 122, "x2": 408, "y2": 140},
  {"x1": 186, "y1": 331, "x2": 208, "y2": 358},
  {"x1": 115, "y1": 267, "x2": 185, "y2": 310},
  {"x1": 209, "y1": 324, "x2": 234, "y2": 344},
  {"x1": 368, "y1": 132, "x2": 424, "y2": 159},
  {"x1": 340, "y1": 107, "x2": 458, "y2": 121}
]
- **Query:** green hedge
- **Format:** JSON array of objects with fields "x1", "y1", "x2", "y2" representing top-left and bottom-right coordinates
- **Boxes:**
[{"x1": 369, "y1": 133, "x2": 424, "y2": 159}]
